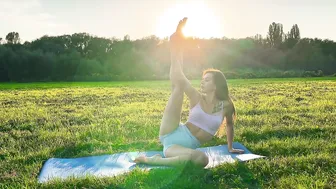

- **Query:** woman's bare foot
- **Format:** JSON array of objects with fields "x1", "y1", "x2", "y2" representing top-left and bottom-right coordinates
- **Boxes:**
[{"x1": 133, "y1": 154, "x2": 162, "y2": 164}]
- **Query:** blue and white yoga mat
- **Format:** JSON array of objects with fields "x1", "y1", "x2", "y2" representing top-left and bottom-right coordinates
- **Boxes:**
[{"x1": 38, "y1": 142, "x2": 264, "y2": 183}]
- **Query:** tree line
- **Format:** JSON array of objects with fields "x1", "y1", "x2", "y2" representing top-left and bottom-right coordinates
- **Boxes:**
[{"x1": 0, "y1": 22, "x2": 335, "y2": 82}]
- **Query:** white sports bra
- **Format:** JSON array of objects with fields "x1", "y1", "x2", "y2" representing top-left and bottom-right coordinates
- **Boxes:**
[{"x1": 186, "y1": 101, "x2": 224, "y2": 135}]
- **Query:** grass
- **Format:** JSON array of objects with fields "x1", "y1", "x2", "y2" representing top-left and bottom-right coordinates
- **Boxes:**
[{"x1": 0, "y1": 77, "x2": 335, "y2": 188}]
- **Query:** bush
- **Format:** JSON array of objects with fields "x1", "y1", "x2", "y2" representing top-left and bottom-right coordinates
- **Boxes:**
[
  {"x1": 226, "y1": 69, "x2": 326, "y2": 79},
  {"x1": 282, "y1": 70, "x2": 300, "y2": 78},
  {"x1": 302, "y1": 71, "x2": 315, "y2": 77},
  {"x1": 223, "y1": 71, "x2": 239, "y2": 79},
  {"x1": 302, "y1": 70, "x2": 324, "y2": 77},
  {"x1": 263, "y1": 70, "x2": 283, "y2": 78},
  {"x1": 315, "y1": 70, "x2": 324, "y2": 77},
  {"x1": 241, "y1": 72, "x2": 257, "y2": 79}
]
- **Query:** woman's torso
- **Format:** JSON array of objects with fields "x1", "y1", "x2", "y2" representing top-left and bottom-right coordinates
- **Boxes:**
[
  {"x1": 185, "y1": 122, "x2": 213, "y2": 144},
  {"x1": 185, "y1": 98, "x2": 227, "y2": 144}
]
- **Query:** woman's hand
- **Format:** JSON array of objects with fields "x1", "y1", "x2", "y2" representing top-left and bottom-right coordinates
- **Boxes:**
[
  {"x1": 229, "y1": 148, "x2": 245, "y2": 154},
  {"x1": 170, "y1": 17, "x2": 188, "y2": 50}
]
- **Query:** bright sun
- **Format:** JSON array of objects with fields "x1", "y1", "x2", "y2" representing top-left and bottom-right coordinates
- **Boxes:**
[{"x1": 155, "y1": 1, "x2": 222, "y2": 39}]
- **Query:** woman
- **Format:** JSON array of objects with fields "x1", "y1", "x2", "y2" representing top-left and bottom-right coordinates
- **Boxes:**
[{"x1": 134, "y1": 18, "x2": 244, "y2": 168}]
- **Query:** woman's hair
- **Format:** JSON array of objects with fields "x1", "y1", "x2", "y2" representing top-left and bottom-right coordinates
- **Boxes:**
[{"x1": 202, "y1": 68, "x2": 236, "y2": 138}]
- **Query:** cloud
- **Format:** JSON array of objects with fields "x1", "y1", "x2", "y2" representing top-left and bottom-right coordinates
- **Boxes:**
[{"x1": 0, "y1": 0, "x2": 69, "y2": 41}]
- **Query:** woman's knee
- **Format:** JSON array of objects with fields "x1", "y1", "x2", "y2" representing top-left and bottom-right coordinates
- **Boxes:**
[{"x1": 191, "y1": 151, "x2": 209, "y2": 167}]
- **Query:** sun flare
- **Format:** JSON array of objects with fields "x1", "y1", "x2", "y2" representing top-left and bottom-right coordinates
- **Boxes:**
[{"x1": 155, "y1": 1, "x2": 222, "y2": 39}]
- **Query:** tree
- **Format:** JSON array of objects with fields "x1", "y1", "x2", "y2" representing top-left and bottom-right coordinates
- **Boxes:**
[
  {"x1": 288, "y1": 24, "x2": 300, "y2": 39},
  {"x1": 284, "y1": 24, "x2": 301, "y2": 49},
  {"x1": 252, "y1": 34, "x2": 268, "y2": 47},
  {"x1": 267, "y1": 22, "x2": 284, "y2": 48},
  {"x1": 69, "y1": 33, "x2": 91, "y2": 56},
  {"x1": 6, "y1": 32, "x2": 20, "y2": 44},
  {"x1": 0, "y1": 23, "x2": 335, "y2": 82},
  {"x1": 123, "y1": 35, "x2": 130, "y2": 41},
  {"x1": 30, "y1": 35, "x2": 68, "y2": 54}
]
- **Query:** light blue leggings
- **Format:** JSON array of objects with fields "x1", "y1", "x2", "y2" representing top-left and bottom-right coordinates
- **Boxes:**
[{"x1": 159, "y1": 123, "x2": 201, "y2": 157}]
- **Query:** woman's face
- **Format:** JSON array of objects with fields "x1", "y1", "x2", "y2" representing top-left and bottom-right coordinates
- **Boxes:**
[{"x1": 200, "y1": 73, "x2": 216, "y2": 93}]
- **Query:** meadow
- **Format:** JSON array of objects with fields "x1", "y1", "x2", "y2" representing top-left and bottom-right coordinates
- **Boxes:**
[{"x1": 0, "y1": 77, "x2": 335, "y2": 188}]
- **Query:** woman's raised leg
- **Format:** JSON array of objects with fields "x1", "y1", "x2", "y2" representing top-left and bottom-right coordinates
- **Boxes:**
[
  {"x1": 159, "y1": 86, "x2": 184, "y2": 136},
  {"x1": 159, "y1": 18, "x2": 188, "y2": 136}
]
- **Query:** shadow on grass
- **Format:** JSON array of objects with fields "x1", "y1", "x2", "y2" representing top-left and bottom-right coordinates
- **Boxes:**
[
  {"x1": 151, "y1": 161, "x2": 262, "y2": 189},
  {"x1": 240, "y1": 127, "x2": 335, "y2": 156},
  {"x1": 208, "y1": 162, "x2": 261, "y2": 189},
  {"x1": 241, "y1": 127, "x2": 334, "y2": 143}
]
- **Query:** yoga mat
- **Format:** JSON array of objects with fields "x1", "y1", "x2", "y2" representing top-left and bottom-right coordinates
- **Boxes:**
[{"x1": 38, "y1": 142, "x2": 264, "y2": 183}]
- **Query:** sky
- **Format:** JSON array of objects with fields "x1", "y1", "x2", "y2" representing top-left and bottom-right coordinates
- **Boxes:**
[{"x1": 1, "y1": 0, "x2": 335, "y2": 42}]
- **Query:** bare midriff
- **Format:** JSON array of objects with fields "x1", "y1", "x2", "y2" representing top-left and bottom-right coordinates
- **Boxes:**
[{"x1": 185, "y1": 122, "x2": 213, "y2": 144}]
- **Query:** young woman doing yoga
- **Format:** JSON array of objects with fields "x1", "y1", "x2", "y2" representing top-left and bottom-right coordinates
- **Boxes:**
[{"x1": 134, "y1": 18, "x2": 244, "y2": 168}]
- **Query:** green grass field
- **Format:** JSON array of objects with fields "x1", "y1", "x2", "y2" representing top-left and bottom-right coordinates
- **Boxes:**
[{"x1": 1, "y1": 78, "x2": 335, "y2": 188}]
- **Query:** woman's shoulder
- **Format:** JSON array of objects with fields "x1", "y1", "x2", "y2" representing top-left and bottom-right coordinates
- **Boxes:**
[
  {"x1": 222, "y1": 100, "x2": 231, "y2": 108},
  {"x1": 222, "y1": 100, "x2": 234, "y2": 114}
]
